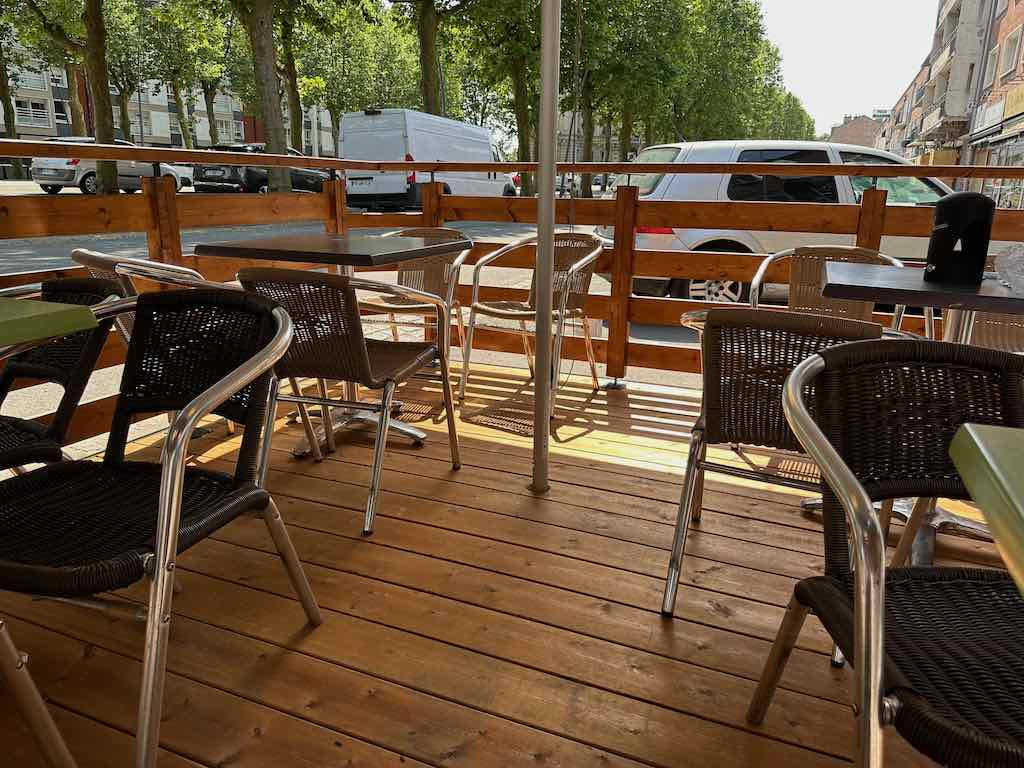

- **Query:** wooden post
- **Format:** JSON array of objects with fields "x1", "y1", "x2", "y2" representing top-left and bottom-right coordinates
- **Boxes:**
[
  {"x1": 421, "y1": 181, "x2": 445, "y2": 227},
  {"x1": 607, "y1": 185, "x2": 638, "y2": 381},
  {"x1": 324, "y1": 178, "x2": 348, "y2": 234},
  {"x1": 142, "y1": 174, "x2": 182, "y2": 265},
  {"x1": 855, "y1": 187, "x2": 888, "y2": 251}
]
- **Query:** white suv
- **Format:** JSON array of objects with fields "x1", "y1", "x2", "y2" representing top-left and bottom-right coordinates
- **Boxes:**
[
  {"x1": 597, "y1": 140, "x2": 954, "y2": 300},
  {"x1": 32, "y1": 136, "x2": 189, "y2": 194}
]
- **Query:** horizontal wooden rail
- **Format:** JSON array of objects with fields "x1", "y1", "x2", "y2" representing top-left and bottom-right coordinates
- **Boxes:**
[{"x1": 6, "y1": 137, "x2": 1024, "y2": 179}]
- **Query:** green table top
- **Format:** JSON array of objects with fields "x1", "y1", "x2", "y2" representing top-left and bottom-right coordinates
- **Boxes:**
[
  {"x1": 951, "y1": 423, "x2": 1024, "y2": 592},
  {"x1": 0, "y1": 296, "x2": 97, "y2": 348}
]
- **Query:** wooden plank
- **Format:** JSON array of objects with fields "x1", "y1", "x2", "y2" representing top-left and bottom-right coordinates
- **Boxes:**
[
  {"x1": 855, "y1": 187, "x2": 887, "y2": 251},
  {"x1": 0, "y1": 194, "x2": 152, "y2": 238},
  {"x1": 345, "y1": 211, "x2": 425, "y2": 229},
  {"x1": 0, "y1": 266, "x2": 87, "y2": 289},
  {"x1": 175, "y1": 191, "x2": 329, "y2": 229},
  {"x1": 143, "y1": 174, "x2": 183, "y2": 263},
  {"x1": 633, "y1": 249, "x2": 787, "y2": 281},
  {"x1": 0, "y1": 616, "x2": 426, "y2": 768},
  {"x1": 636, "y1": 200, "x2": 862, "y2": 235},
  {"x1": 440, "y1": 195, "x2": 615, "y2": 226},
  {"x1": 322, "y1": 178, "x2": 345, "y2": 234},
  {"x1": 607, "y1": 185, "x2": 638, "y2": 378}
]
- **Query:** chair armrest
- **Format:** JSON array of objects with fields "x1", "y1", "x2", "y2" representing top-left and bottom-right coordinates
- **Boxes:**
[
  {"x1": 750, "y1": 251, "x2": 791, "y2": 310},
  {"x1": 349, "y1": 277, "x2": 451, "y2": 350},
  {"x1": 471, "y1": 237, "x2": 536, "y2": 307},
  {"x1": 115, "y1": 261, "x2": 227, "y2": 291}
]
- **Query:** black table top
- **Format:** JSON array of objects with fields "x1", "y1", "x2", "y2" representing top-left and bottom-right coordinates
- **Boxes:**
[
  {"x1": 823, "y1": 262, "x2": 1024, "y2": 314},
  {"x1": 193, "y1": 234, "x2": 472, "y2": 267}
]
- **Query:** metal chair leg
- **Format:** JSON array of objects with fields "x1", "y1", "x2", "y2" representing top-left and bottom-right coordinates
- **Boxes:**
[
  {"x1": 289, "y1": 378, "x2": 323, "y2": 462},
  {"x1": 459, "y1": 310, "x2": 476, "y2": 401},
  {"x1": 0, "y1": 618, "x2": 77, "y2": 768},
  {"x1": 690, "y1": 437, "x2": 707, "y2": 523},
  {"x1": 662, "y1": 431, "x2": 706, "y2": 616},
  {"x1": 891, "y1": 497, "x2": 935, "y2": 567},
  {"x1": 581, "y1": 315, "x2": 599, "y2": 391},
  {"x1": 316, "y1": 378, "x2": 336, "y2": 454},
  {"x1": 454, "y1": 307, "x2": 466, "y2": 361},
  {"x1": 520, "y1": 320, "x2": 535, "y2": 379},
  {"x1": 924, "y1": 307, "x2": 936, "y2": 340},
  {"x1": 831, "y1": 643, "x2": 847, "y2": 668},
  {"x1": 746, "y1": 594, "x2": 811, "y2": 725},
  {"x1": 438, "y1": 348, "x2": 461, "y2": 470},
  {"x1": 363, "y1": 381, "x2": 395, "y2": 535},
  {"x1": 550, "y1": 314, "x2": 567, "y2": 419},
  {"x1": 135, "y1": 544, "x2": 177, "y2": 767},
  {"x1": 262, "y1": 498, "x2": 322, "y2": 625},
  {"x1": 388, "y1": 313, "x2": 400, "y2": 342}
]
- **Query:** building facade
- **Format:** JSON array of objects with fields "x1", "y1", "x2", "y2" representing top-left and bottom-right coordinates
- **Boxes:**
[{"x1": 829, "y1": 114, "x2": 883, "y2": 146}]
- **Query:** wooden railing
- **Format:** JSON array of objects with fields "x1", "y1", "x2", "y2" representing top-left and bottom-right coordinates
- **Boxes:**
[{"x1": 2, "y1": 138, "x2": 1023, "y2": 448}]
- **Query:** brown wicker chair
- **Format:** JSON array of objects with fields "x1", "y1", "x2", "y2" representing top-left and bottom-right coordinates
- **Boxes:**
[
  {"x1": 661, "y1": 308, "x2": 884, "y2": 616},
  {"x1": 358, "y1": 227, "x2": 472, "y2": 354},
  {"x1": 239, "y1": 268, "x2": 461, "y2": 535},
  {"x1": 0, "y1": 277, "x2": 122, "y2": 473},
  {"x1": 750, "y1": 245, "x2": 907, "y2": 329},
  {"x1": 459, "y1": 233, "x2": 603, "y2": 407},
  {"x1": 0, "y1": 289, "x2": 320, "y2": 768},
  {"x1": 749, "y1": 338, "x2": 1024, "y2": 768}
]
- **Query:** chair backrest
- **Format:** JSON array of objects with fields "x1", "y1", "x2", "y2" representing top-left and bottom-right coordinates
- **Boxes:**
[
  {"x1": 237, "y1": 268, "x2": 374, "y2": 386},
  {"x1": 71, "y1": 249, "x2": 207, "y2": 342},
  {"x1": 525, "y1": 233, "x2": 603, "y2": 312},
  {"x1": 0, "y1": 277, "x2": 123, "y2": 441},
  {"x1": 755, "y1": 246, "x2": 903, "y2": 324},
  {"x1": 104, "y1": 289, "x2": 279, "y2": 486},
  {"x1": 383, "y1": 227, "x2": 472, "y2": 298},
  {"x1": 810, "y1": 339, "x2": 1024, "y2": 577},
  {"x1": 700, "y1": 308, "x2": 883, "y2": 451}
]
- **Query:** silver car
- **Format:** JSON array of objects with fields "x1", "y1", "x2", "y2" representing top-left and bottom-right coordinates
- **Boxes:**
[{"x1": 32, "y1": 136, "x2": 189, "y2": 194}]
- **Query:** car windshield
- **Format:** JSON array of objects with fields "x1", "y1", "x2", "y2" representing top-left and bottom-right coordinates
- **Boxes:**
[
  {"x1": 841, "y1": 151, "x2": 946, "y2": 205},
  {"x1": 612, "y1": 146, "x2": 681, "y2": 196}
]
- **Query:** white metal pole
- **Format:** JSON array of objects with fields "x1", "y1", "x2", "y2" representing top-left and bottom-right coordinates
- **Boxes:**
[{"x1": 531, "y1": 0, "x2": 562, "y2": 493}]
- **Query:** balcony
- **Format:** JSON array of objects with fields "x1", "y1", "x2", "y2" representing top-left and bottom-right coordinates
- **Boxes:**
[{"x1": 930, "y1": 39, "x2": 955, "y2": 76}]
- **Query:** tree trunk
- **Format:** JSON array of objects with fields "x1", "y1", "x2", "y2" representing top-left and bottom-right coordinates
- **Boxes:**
[
  {"x1": 201, "y1": 80, "x2": 219, "y2": 145},
  {"x1": 417, "y1": 1, "x2": 441, "y2": 115},
  {"x1": 116, "y1": 88, "x2": 133, "y2": 142},
  {"x1": 618, "y1": 97, "x2": 633, "y2": 162},
  {"x1": 602, "y1": 113, "x2": 613, "y2": 188},
  {"x1": 510, "y1": 53, "x2": 532, "y2": 196},
  {"x1": 0, "y1": 46, "x2": 24, "y2": 179},
  {"x1": 83, "y1": 0, "x2": 117, "y2": 193},
  {"x1": 328, "y1": 109, "x2": 340, "y2": 156},
  {"x1": 280, "y1": 16, "x2": 303, "y2": 150},
  {"x1": 66, "y1": 62, "x2": 87, "y2": 135},
  {"x1": 643, "y1": 119, "x2": 654, "y2": 148},
  {"x1": 238, "y1": 0, "x2": 289, "y2": 191},
  {"x1": 172, "y1": 81, "x2": 194, "y2": 149},
  {"x1": 580, "y1": 76, "x2": 595, "y2": 199}
]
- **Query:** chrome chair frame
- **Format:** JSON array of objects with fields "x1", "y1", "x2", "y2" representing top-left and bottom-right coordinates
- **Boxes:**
[{"x1": 459, "y1": 235, "x2": 603, "y2": 410}]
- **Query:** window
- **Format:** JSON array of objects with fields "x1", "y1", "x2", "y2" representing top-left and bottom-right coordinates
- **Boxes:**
[
  {"x1": 984, "y1": 45, "x2": 999, "y2": 88},
  {"x1": 53, "y1": 101, "x2": 69, "y2": 124},
  {"x1": 726, "y1": 148, "x2": 839, "y2": 204},
  {"x1": 14, "y1": 67, "x2": 48, "y2": 91},
  {"x1": 611, "y1": 145, "x2": 681, "y2": 196},
  {"x1": 966, "y1": 62, "x2": 976, "y2": 93},
  {"x1": 840, "y1": 151, "x2": 946, "y2": 205},
  {"x1": 233, "y1": 120, "x2": 244, "y2": 141},
  {"x1": 1001, "y1": 26, "x2": 1022, "y2": 77},
  {"x1": 50, "y1": 70, "x2": 67, "y2": 88},
  {"x1": 14, "y1": 99, "x2": 49, "y2": 127}
]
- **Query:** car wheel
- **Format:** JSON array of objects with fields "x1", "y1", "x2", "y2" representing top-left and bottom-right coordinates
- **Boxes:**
[
  {"x1": 40, "y1": 185, "x2": 61, "y2": 195},
  {"x1": 257, "y1": 183, "x2": 269, "y2": 194},
  {"x1": 668, "y1": 241, "x2": 753, "y2": 303},
  {"x1": 79, "y1": 173, "x2": 97, "y2": 195}
]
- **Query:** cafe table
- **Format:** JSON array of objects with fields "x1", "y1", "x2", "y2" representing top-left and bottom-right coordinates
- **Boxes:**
[
  {"x1": 0, "y1": 296, "x2": 97, "y2": 348},
  {"x1": 951, "y1": 424, "x2": 1024, "y2": 593},
  {"x1": 822, "y1": 262, "x2": 1024, "y2": 343},
  {"x1": 194, "y1": 233, "x2": 473, "y2": 452}
]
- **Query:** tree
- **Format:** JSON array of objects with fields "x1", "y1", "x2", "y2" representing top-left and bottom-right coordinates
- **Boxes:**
[
  {"x1": 0, "y1": 15, "x2": 31, "y2": 178},
  {"x1": 19, "y1": 0, "x2": 118, "y2": 192},
  {"x1": 106, "y1": 0, "x2": 152, "y2": 143}
]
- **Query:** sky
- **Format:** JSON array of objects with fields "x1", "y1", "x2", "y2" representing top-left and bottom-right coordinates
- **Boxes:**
[{"x1": 759, "y1": 0, "x2": 939, "y2": 134}]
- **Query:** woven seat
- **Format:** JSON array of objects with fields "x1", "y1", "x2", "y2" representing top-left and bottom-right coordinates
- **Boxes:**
[
  {"x1": 0, "y1": 460, "x2": 266, "y2": 597},
  {"x1": 461, "y1": 233, "x2": 604, "y2": 405},
  {"x1": 0, "y1": 277, "x2": 122, "y2": 472},
  {"x1": 748, "y1": 339, "x2": 1024, "y2": 768},
  {"x1": 240, "y1": 268, "x2": 461, "y2": 535},
  {"x1": 661, "y1": 308, "x2": 883, "y2": 616}
]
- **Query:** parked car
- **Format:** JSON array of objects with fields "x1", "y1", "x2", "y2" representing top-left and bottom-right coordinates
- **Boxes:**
[
  {"x1": 32, "y1": 136, "x2": 188, "y2": 195},
  {"x1": 596, "y1": 140, "x2": 955, "y2": 300},
  {"x1": 193, "y1": 144, "x2": 329, "y2": 193},
  {"x1": 340, "y1": 108, "x2": 516, "y2": 210},
  {"x1": 162, "y1": 163, "x2": 193, "y2": 190}
]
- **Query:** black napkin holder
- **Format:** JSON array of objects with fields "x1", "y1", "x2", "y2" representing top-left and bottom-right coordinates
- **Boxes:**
[{"x1": 924, "y1": 191, "x2": 995, "y2": 286}]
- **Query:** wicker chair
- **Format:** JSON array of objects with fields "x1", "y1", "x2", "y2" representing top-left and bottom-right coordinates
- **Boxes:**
[
  {"x1": 750, "y1": 245, "x2": 907, "y2": 329},
  {"x1": 0, "y1": 289, "x2": 320, "y2": 768},
  {"x1": 358, "y1": 227, "x2": 472, "y2": 354},
  {"x1": 239, "y1": 268, "x2": 461, "y2": 536},
  {"x1": 748, "y1": 338, "x2": 1024, "y2": 768},
  {"x1": 0, "y1": 277, "x2": 122, "y2": 473},
  {"x1": 459, "y1": 233, "x2": 603, "y2": 407},
  {"x1": 661, "y1": 309, "x2": 884, "y2": 617}
]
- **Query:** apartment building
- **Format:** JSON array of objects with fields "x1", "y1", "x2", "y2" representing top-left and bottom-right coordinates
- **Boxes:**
[
  {"x1": 829, "y1": 114, "x2": 883, "y2": 146},
  {"x1": 877, "y1": 63, "x2": 933, "y2": 158},
  {"x1": 0, "y1": 62, "x2": 79, "y2": 141}
]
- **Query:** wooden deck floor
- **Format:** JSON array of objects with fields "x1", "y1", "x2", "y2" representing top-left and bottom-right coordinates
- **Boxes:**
[{"x1": 0, "y1": 363, "x2": 1002, "y2": 767}]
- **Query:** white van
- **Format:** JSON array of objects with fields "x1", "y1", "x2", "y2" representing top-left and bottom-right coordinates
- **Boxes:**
[
  {"x1": 340, "y1": 108, "x2": 516, "y2": 210},
  {"x1": 597, "y1": 140, "x2": 956, "y2": 300}
]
